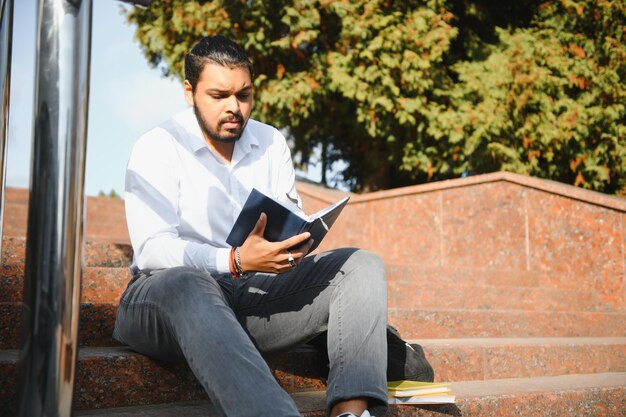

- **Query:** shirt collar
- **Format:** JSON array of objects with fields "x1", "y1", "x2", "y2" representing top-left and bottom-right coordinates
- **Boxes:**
[{"x1": 236, "y1": 120, "x2": 260, "y2": 153}]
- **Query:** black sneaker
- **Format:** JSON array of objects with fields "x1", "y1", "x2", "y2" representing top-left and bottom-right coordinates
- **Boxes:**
[
  {"x1": 386, "y1": 325, "x2": 435, "y2": 382},
  {"x1": 307, "y1": 325, "x2": 435, "y2": 382}
]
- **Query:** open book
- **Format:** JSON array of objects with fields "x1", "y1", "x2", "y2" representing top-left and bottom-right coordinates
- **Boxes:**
[
  {"x1": 226, "y1": 188, "x2": 350, "y2": 254},
  {"x1": 387, "y1": 380, "x2": 456, "y2": 405}
]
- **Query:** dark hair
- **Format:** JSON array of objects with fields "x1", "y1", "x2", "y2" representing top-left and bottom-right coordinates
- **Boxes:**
[{"x1": 184, "y1": 35, "x2": 254, "y2": 91}]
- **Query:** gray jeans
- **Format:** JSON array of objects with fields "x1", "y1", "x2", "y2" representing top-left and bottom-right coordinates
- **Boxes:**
[{"x1": 113, "y1": 248, "x2": 388, "y2": 417}]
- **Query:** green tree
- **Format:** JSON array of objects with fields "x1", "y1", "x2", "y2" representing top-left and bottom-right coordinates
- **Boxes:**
[
  {"x1": 125, "y1": 0, "x2": 625, "y2": 194},
  {"x1": 98, "y1": 189, "x2": 122, "y2": 199},
  {"x1": 427, "y1": 0, "x2": 626, "y2": 193},
  {"x1": 126, "y1": 0, "x2": 457, "y2": 191}
]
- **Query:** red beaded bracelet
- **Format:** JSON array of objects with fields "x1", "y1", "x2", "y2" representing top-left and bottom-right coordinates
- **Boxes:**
[{"x1": 230, "y1": 246, "x2": 240, "y2": 278}]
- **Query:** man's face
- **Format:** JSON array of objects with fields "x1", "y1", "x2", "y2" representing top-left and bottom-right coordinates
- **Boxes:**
[{"x1": 184, "y1": 62, "x2": 254, "y2": 144}]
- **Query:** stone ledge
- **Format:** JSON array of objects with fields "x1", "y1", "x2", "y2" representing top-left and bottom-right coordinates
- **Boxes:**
[{"x1": 298, "y1": 172, "x2": 626, "y2": 212}]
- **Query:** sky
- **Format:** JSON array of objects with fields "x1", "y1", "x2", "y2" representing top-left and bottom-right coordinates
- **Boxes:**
[
  {"x1": 6, "y1": 0, "x2": 330, "y2": 197},
  {"x1": 7, "y1": 0, "x2": 200, "y2": 197}
]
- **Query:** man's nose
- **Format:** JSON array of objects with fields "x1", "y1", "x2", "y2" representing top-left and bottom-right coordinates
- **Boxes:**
[{"x1": 225, "y1": 95, "x2": 240, "y2": 112}]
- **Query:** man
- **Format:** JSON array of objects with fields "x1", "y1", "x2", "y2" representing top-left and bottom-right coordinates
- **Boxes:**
[{"x1": 114, "y1": 35, "x2": 388, "y2": 417}]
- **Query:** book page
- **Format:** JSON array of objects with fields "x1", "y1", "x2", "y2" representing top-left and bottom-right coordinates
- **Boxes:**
[
  {"x1": 310, "y1": 196, "x2": 350, "y2": 220},
  {"x1": 268, "y1": 192, "x2": 308, "y2": 220},
  {"x1": 388, "y1": 394, "x2": 456, "y2": 405}
]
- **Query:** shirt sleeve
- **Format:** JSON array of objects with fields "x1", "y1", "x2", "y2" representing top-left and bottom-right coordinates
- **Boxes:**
[{"x1": 124, "y1": 129, "x2": 231, "y2": 275}]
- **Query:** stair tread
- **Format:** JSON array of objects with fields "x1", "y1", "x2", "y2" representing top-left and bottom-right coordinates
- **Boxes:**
[
  {"x1": 0, "y1": 345, "x2": 318, "y2": 361},
  {"x1": 407, "y1": 336, "x2": 626, "y2": 346},
  {"x1": 1, "y1": 237, "x2": 133, "y2": 267},
  {"x1": 451, "y1": 372, "x2": 626, "y2": 397},
  {"x1": 72, "y1": 372, "x2": 626, "y2": 416},
  {"x1": 390, "y1": 306, "x2": 626, "y2": 314},
  {"x1": 4, "y1": 336, "x2": 625, "y2": 358},
  {"x1": 2, "y1": 336, "x2": 624, "y2": 407},
  {"x1": 2, "y1": 239, "x2": 621, "y2": 312},
  {"x1": 390, "y1": 308, "x2": 626, "y2": 338},
  {"x1": 3, "y1": 264, "x2": 614, "y2": 312},
  {"x1": 2, "y1": 303, "x2": 624, "y2": 349}
]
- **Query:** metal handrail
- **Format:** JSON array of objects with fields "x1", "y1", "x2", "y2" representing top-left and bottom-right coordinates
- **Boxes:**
[
  {"x1": 0, "y1": 0, "x2": 13, "y2": 259},
  {"x1": 16, "y1": 0, "x2": 92, "y2": 415},
  {"x1": 7, "y1": 1, "x2": 153, "y2": 414}
]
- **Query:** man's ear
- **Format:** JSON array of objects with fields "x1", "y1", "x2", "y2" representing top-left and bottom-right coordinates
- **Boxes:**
[{"x1": 183, "y1": 80, "x2": 194, "y2": 106}]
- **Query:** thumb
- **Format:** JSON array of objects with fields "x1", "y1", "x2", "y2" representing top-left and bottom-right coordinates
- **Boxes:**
[{"x1": 249, "y1": 212, "x2": 267, "y2": 237}]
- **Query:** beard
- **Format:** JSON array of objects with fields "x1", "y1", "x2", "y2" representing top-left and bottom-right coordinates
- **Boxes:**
[{"x1": 193, "y1": 104, "x2": 246, "y2": 144}]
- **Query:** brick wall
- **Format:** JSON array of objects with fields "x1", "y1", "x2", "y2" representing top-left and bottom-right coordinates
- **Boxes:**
[
  {"x1": 299, "y1": 172, "x2": 626, "y2": 312},
  {"x1": 2, "y1": 188, "x2": 129, "y2": 243},
  {"x1": 4, "y1": 172, "x2": 625, "y2": 312}
]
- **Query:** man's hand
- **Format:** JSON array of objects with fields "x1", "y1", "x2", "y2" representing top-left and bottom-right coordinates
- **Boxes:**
[{"x1": 239, "y1": 213, "x2": 313, "y2": 274}]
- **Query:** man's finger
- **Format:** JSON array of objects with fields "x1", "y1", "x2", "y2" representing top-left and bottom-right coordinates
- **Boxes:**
[
  {"x1": 280, "y1": 231, "x2": 311, "y2": 250},
  {"x1": 249, "y1": 213, "x2": 267, "y2": 237}
]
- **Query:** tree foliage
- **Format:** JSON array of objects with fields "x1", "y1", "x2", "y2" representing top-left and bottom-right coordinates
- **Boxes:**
[
  {"x1": 430, "y1": 0, "x2": 626, "y2": 194},
  {"x1": 126, "y1": 0, "x2": 625, "y2": 194}
]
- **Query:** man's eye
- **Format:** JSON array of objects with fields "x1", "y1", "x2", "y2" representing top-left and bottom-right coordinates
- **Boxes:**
[
  {"x1": 211, "y1": 95, "x2": 227, "y2": 100},
  {"x1": 237, "y1": 93, "x2": 251, "y2": 100}
]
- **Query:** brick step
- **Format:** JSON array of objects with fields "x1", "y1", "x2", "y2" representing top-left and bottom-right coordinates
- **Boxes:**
[
  {"x1": 2, "y1": 237, "x2": 617, "y2": 311},
  {"x1": 0, "y1": 266, "x2": 131, "y2": 304},
  {"x1": 1, "y1": 237, "x2": 133, "y2": 267},
  {"x1": 4, "y1": 238, "x2": 620, "y2": 313},
  {"x1": 70, "y1": 372, "x2": 626, "y2": 417},
  {"x1": 0, "y1": 346, "x2": 325, "y2": 413},
  {"x1": 386, "y1": 264, "x2": 623, "y2": 312},
  {"x1": 1, "y1": 265, "x2": 131, "y2": 304},
  {"x1": 389, "y1": 308, "x2": 625, "y2": 338},
  {"x1": 0, "y1": 303, "x2": 119, "y2": 349},
  {"x1": 410, "y1": 337, "x2": 626, "y2": 382},
  {"x1": 2, "y1": 261, "x2": 608, "y2": 314},
  {"x1": 2, "y1": 238, "x2": 616, "y2": 313},
  {"x1": 3, "y1": 299, "x2": 625, "y2": 349},
  {"x1": 388, "y1": 280, "x2": 608, "y2": 312},
  {"x1": 2, "y1": 338, "x2": 623, "y2": 413},
  {"x1": 386, "y1": 264, "x2": 544, "y2": 288}
]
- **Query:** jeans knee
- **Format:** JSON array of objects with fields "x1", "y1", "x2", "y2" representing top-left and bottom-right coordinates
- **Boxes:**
[
  {"x1": 359, "y1": 249, "x2": 385, "y2": 271},
  {"x1": 340, "y1": 249, "x2": 387, "y2": 293},
  {"x1": 351, "y1": 248, "x2": 385, "y2": 277}
]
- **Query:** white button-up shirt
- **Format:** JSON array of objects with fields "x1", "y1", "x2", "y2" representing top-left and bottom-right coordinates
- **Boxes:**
[{"x1": 125, "y1": 107, "x2": 303, "y2": 275}]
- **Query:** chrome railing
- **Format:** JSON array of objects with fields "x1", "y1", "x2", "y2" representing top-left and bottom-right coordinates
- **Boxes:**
[
  {"x1": 16, "y1": 0, "x2": 92, "y2": 415},
  {"x1": 4, "y1": 0, "x2": 153, "y2": 415},
  {"x1": 0, "y1": 0, "x2": 13, "y2": 257}
]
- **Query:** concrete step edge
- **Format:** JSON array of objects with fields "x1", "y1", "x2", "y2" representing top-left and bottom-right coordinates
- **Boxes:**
[
  {"x1": 4, "y1": 302, "x2": 624, "y2": 315},
  {"x1": 389, "y1": 306, "x2": 626, "y2": 314},
  {"x1": 407, "y1": 336, "x2": 626, "y2": 347},
  {"x1": 3, "y1": 304, "x2": 625, "y2": 349},
  {"x1": 4, "y1": 336, "x2": 623, "y2": 360},
  {"x1": 451, "y1": 371, "x2": 626, "y2": 398},
  {"x1": 72, "y1": 372, "x2": 626, "y2": 417},
  {"x1": 2, "y1": 337, "x2": 624, "y2": 389}
]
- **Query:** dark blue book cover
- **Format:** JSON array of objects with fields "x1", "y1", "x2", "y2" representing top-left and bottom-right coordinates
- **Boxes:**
[{"x1": 226, "y1": 188, "x2": 349, "y2": 254}]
